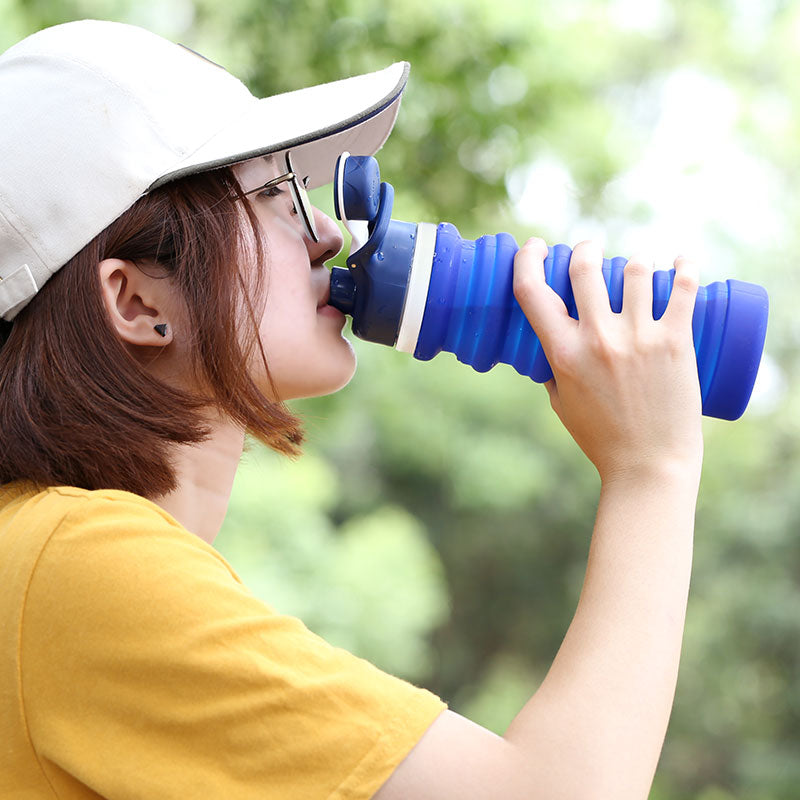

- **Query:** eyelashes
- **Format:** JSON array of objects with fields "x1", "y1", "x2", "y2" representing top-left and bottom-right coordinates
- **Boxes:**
[{"x1": 257, "y1": 185, "x2": 286, "y2": 200}]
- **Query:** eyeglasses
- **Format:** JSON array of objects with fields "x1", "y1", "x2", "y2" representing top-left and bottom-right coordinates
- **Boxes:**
[{"x1": 241, "y1": 151, "x2": 319, "y2": 243}]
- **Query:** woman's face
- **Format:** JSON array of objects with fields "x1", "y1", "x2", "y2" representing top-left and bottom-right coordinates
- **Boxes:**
[{"x1": 232, "y1": 156, "x2": 355, "y2": 401}]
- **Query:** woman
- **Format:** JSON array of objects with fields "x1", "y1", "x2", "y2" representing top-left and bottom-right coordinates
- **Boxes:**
[{"x1": 0, "y1": 19, "x2": 703, "y2": 800}]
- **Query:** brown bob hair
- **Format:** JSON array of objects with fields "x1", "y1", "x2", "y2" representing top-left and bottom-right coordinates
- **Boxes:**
[{"x1": 0, "y1": 167, "x2": 303, "y2": 498}]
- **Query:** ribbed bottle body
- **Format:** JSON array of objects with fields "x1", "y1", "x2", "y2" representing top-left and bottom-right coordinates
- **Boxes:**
[{"x1": 413, "y1": 223, "x2": 763, "y2": 420}]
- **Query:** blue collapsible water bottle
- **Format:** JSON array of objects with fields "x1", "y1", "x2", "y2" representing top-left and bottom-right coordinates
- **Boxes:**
[{"x1": 328, "y1": 153, "x2": 769, "y2": 420}]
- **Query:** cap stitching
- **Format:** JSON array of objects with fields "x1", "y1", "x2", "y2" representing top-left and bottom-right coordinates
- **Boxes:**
[{"x1": 0, "y1": 195, "x2": 46, "y2": 278}]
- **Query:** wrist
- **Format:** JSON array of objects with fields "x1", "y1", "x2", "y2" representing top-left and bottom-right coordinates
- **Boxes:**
[{"x1": 598, "y1": 450, "x2": 703, "y2": 494}]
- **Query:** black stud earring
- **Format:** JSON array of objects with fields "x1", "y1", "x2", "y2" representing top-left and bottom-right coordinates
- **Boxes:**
[{"x1": 154, "y1": 323, "x2": 168, "y2": 338}]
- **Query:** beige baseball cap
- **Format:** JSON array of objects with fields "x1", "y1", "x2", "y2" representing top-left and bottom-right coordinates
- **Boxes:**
[{"x1": 0, "y1": 20, "x2": 409, "y2": 320}]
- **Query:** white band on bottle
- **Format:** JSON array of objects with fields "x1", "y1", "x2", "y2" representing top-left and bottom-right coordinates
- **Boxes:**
[{"x1": 396, "y1": 221, "x2": 437, "y2": 354}]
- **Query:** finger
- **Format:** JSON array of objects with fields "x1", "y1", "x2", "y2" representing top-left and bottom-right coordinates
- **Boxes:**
[
  {"x1": 513, "y1": 237, "x2": 573, "y2": 350},
  {"x1": 621, "y1": 253, "x2": 655, "y2": 328},
  {"x1": 662, "y1": 255, "x2": 699, "y2": 328},
  {"x1": 569, "y1": 240, "x2": 610, "y2": 324}
]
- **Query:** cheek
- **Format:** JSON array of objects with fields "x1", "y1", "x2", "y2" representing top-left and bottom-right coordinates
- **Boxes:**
[
  {"x1": 244, "y1": 220, "x2": 356, "y2": 399},
  {"x1": 253, "y1": 276, "x2": 356, "y2": 399},
  {"x1": 258, "y1": 270, "x2": 311, "y2": 343}
]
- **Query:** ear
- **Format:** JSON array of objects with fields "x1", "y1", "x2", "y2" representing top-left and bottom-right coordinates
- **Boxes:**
[{"x1": 98, "y1": 258, "x2": 176, "y2": 347}]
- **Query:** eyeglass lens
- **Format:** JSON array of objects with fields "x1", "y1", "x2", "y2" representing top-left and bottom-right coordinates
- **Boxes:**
[{"x1": 285, "y1": 152, "x2": 319, "y2": 243}]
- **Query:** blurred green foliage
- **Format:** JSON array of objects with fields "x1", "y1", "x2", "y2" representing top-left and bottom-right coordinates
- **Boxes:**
[{"x1": 6, "y1": 0, "x2": 800, "y2": 797}]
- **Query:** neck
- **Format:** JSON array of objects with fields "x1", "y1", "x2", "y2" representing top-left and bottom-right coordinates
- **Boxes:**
[{"x1": 153, "y1": 413, "x2": 246, "y2": 544}]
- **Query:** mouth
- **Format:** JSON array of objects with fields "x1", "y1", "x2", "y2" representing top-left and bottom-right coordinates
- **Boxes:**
[
  {"x1": 317, "y1": 286, "x2": 331, "y2": 309},
  {"x1": 316, "y1": 287, "x2": 346, "y2": 320}
]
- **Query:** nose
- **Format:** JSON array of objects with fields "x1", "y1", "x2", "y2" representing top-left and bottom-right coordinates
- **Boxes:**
[{"x1": 308, "y1": 207, "x2": 344, "y2": 267}]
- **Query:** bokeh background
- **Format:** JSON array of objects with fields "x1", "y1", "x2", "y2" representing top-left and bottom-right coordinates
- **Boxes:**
[{"x1": 5, "y1": 1, "x2": 799, "y2": 796}]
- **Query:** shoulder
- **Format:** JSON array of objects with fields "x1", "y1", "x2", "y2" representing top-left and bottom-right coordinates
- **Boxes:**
[
  {"x1": 40, "y1": 484, "x2": 187, "y2": 533},
  {"x1": 1, "y1": 482, "x2": 233, "y2": 596},
  {"x1": 5, "y1": 483, "x2": 245, "y2": 622},
  {"x1": 1, "y1": 481, "x2": 185, "y2": 542},
  {"x1": 18, "y1": 484, "x2": 250, "y2": 682},
  {"x1": 7, "y1": 483, "x2": 231, "y2": 570},
  {"x1": 10, "y1": 484, "x2": 448, "y2": 798}
]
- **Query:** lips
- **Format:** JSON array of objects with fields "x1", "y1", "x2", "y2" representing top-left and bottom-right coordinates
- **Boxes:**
[{"x1": 317, "y1": 287, "x2": 331, "y2": 309}]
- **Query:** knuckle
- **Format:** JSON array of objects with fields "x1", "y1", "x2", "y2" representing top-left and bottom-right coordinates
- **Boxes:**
[
  {"x1": 623, "y1": 258, "x2": 651, "y2": 280},
  {"x1": 588, "y1": 328, "x2": 622, "y2": 363},
  {"x1": 665, "y1": 328, "x2": 691, "y2": 357},
  {"x1": 672, "y1": 272, "x2": 699, "y2": 294},
  {"x1": 546, "y1": 340, "x2": 574, "y2": 373},
  {"x1": 636, "y1": 332, "x2": 658, "y2": 355},
  {"x1": 513, "y1": 272, "x2": 536, "y2": 303},
  {"x1": 568, "y1": 255, "x2": 595, "y2": 282}
]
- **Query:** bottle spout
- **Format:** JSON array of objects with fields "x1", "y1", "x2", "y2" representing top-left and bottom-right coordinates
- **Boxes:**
[{"x1": 329, "y1": 266, "x2": 356, "y2": 315}]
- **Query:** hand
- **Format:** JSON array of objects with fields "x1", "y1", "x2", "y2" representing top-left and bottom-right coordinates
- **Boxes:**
[{"x1": 513, "y1": 239, "x2": 703, "y2": 485}]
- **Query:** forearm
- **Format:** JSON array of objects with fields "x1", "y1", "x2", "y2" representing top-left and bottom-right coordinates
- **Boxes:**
[
  {"x1": 504, "y1": 462, "x2": 700, "y2": 799},
  {"x1": 374, "y1": 245, "x2": 705, "y2": 800}
]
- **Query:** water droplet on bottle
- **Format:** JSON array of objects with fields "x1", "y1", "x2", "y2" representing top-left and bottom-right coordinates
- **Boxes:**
[{"x1": 376, "y1": 251, "x2": 385, "y2": 261}]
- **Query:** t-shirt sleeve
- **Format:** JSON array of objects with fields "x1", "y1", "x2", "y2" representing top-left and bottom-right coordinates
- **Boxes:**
[{"x1": 20, "y1": 491, "x2": 446, "y2": 800}]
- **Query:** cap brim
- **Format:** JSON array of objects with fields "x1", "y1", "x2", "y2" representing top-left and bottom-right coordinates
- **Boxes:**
[{"x1": 149, "y1": 61, "x2": 409, "y2": 191}]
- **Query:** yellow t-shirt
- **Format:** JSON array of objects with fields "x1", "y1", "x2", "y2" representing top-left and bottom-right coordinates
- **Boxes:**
[{"x1": 0, "y1": 482, "x2": 445, "y2": 799}]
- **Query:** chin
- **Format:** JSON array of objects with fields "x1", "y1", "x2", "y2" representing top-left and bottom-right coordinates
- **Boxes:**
[{"x1": 278, "y1": 349, "x2": 357, "y2": 401}]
